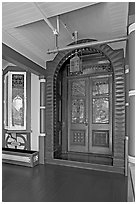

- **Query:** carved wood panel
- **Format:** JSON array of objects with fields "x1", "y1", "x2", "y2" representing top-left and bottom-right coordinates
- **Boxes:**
[
  {"x1": 92, "y1": 130, "x2": 109, "y2": 147},
  {"x1": 71, "y1": 130, "x2": 85, "y2": 146}
]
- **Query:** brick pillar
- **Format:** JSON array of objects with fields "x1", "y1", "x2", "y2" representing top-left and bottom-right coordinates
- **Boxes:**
[{"x1": 39, "y1": 76, "x2": 46, "y2": 164}]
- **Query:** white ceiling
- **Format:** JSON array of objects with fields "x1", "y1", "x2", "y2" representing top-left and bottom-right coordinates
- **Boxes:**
[{"x1": 2, "y1": 2, "x2": 129, "y2": 69}]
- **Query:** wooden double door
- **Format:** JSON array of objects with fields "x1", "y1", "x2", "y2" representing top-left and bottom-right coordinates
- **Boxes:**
[{"x1": 67, "y1": 75, "x2": 112, "y2": 155}]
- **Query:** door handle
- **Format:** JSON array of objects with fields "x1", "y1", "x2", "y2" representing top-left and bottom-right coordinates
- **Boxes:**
[{"x1": 84, "y1": 118, "x2": 88, "y2": 126}]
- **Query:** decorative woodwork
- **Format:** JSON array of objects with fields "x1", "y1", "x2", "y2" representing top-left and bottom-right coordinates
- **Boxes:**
[
  {"x1": 67, "y1": 75, "x2": 112, "y2": 155},
  {"x1": 4, "y1": 131, "x2": 30, "y2": 150},
  {"x1": 92, "y1": 130, "x2": 109, "y2": 147},
  {"x1": 46, "y1": 39, "x2": 125, "y2": 174},
  {"x1": 71, "y1": 130, "x2": 85, "y2": 145}
]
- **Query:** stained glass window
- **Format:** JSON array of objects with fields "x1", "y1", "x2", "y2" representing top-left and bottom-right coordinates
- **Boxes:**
[
  {"x1": 72, "y1": 80, "x2": 85, "y2": 96},
  {"x1": 12, "y1": 74, "x2": 24, "y2": 127},
  {"x1": 92, "y1": 79, "x2": 109, "y2": 96},
  {"x1": 4, "y1": 72, "x2": 26, "y2": 130},
  {"x1": 93, "y1": 97, "x2": 109, "y2": 124},
  {"x1": 92, "y1": 77, "x2": 110, "y2": 124},
  {"x1": 72, "y1": 99, "x2": 85, "y2": 123}
]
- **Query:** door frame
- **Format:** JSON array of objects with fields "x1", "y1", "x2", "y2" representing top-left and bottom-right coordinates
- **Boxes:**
[{"x1": 45, "y1": 39, "x2": 125, "y2": 173}]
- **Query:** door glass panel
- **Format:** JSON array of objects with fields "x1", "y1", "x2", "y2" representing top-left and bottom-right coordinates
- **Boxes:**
[
  {"x1": 92, "y1": 79, "x2": 109, "y2": 96},
  {"x1": 72, "y1": 80, "x2": 85, "y2": 96},
  {"x1": 72, "y1": 99, "x2": 85, "y2": 123},
  {"x1": 92, "y1": 97, "x2": 109, "y2": 123}
]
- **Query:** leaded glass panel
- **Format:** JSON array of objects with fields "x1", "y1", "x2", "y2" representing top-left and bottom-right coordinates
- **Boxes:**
[
  {"x1": 12, "y1": 74, "x2": 24, "y2": 127},
  {"x1": 72, "y1": 99, "x2": 85, "y2": 123},
  {"x1": 93, "y1": 98, "x2": 109, "y2": 123},
  {"x1": 4, "y1": 72, "x2": 26, "y2": 130},
  {"x1": 92, "y1": 79, "x2": 109, "y2": 96},
  {"x1": 72, "y1": 80, "x2": 85, "y2": 96}
]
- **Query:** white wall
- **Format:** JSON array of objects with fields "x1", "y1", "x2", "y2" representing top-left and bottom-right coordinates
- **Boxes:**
[{"x1": 31, "y1": 73, "x2": 40, "y2": 151}]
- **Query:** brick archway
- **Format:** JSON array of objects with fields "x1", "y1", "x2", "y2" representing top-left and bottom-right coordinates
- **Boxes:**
[{"x1": 46, "y1": 39, "x2": 125, "y2": 174}]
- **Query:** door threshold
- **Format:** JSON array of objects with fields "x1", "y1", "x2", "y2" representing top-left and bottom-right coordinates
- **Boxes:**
[
  {"x1": 46, "y1": 158, "x2": 124, "y2": 175},
  {"x1": 55, "y1": 151, "x2": 113, "y2": 166}
]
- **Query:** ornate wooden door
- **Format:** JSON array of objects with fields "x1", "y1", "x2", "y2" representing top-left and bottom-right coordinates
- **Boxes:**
[
  {"x1": 68, "y1": 75, "x2": 112, "y2": 155},
  {"x1": 89, "y1": 76, "x2": 112, "y2": 154},
  {"x1": 68, "y1": 78, "x2": 89, "y2": 152}
]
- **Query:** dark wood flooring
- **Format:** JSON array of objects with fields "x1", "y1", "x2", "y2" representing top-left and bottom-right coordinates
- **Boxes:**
[{"x1": 2, "y1": 163, "x2": 128, "y2": 202}]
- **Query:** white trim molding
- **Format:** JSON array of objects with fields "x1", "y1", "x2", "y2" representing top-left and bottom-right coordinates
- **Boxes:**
[
  {"x1": 125, "y1": 103, "x2": 129, "y2": 106},
  {"x1": 39, "y1": 133, "x2": 46, "y2": 137},
  {"x1": 40, "y1": 79, "x2": 46, "y2": 83},
  {"x1": 129, "y1": 90, "x2": 135, "y2": 97},
  {"x1": 128, "y1": 155, "x2": 135, "y2": 164},
  {"x1": 40, "y1": 106, "x2": 46, "y2": 109},
  {"x1": 128, "y1": 23, "x2": 135, "y2": 35}
]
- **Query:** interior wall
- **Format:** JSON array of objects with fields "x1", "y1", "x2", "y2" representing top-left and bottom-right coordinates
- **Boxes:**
[{"x1": 31, "y1": 73, "x2": 40, "y2": 151}]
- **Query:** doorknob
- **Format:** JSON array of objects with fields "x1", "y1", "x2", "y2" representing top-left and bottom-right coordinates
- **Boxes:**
[{"x1": 84, "y1": 118, "x2": 88, "y2": 126}]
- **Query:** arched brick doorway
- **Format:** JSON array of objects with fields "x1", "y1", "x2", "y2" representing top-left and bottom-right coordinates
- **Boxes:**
[{"x1": 45, "y1": 39, "x2": 125, "y2": 174}]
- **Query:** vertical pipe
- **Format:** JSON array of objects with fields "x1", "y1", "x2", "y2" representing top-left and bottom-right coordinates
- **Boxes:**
[
  {"x1": 55, "y1": 34, "x2": 58, "y2": 50},
  {"x1": 39, "y1": 76, "x2": 46, "y2": 164},
  {"x1": 57, "y1": 16, "x2": 59, "y2": 33},
  {"x1": 128, "y1": 24, "x2": 135, "y2": 161},
  {"x1": 125, "y1": 65, "x2": 129, "y2": 139},
  {"x1": 125, "y1": 136, "x2": 129, "y2": 176},
  {"x1": 74, "y1": 31, "x2": 78, "y2": 43}
]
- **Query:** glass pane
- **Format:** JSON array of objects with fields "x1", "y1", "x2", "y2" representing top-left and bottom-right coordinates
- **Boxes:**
[
  {"x1": 12, "y1": 74, "x2": 24, "y2": 127},
  {"x1": 72, "y1": 80, "x2": 85, "y2": 96},
  {"x1": 72, "y1": 99, "x2": 85, "y2": 123},
  {"x1": 92, "y1": 79, "x2": 109, "y2": 96},
  {"x1": 93, "y1": 98, "x2": 109, "y2": 123}
]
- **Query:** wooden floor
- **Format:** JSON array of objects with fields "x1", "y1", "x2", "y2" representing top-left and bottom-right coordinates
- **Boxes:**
[{"x1": 2, "y1": 163, "x2": 128, "y2": 202}]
